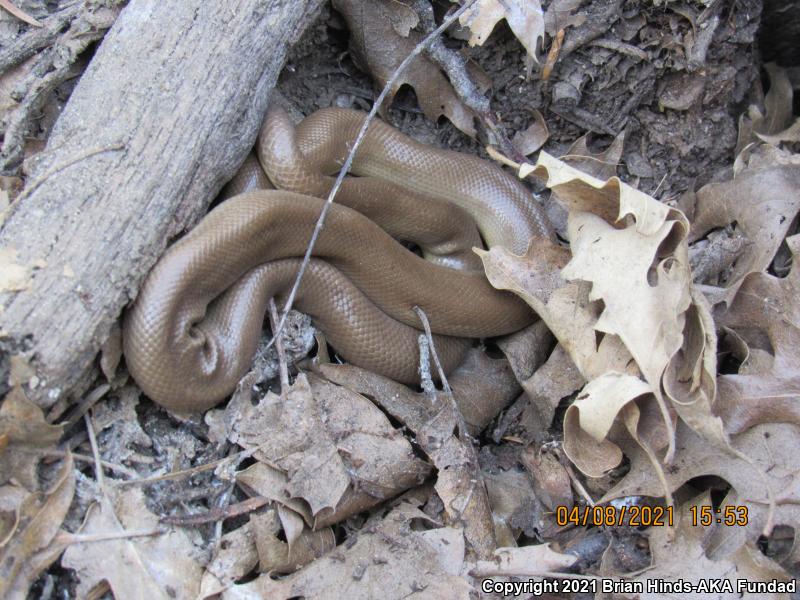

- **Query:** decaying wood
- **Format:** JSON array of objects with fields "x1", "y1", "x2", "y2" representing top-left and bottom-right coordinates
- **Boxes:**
[{"x1": 0, "y1": 0, "x2": 323, "y2": 407}]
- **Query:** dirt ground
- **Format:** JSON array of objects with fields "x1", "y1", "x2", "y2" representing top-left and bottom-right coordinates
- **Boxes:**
[
  {"x1": 281, "y1": 1, "x2": 762, "y2": 201},
  {"x1": 4, "y1": 0, "x2": 799, "y2": 596}
]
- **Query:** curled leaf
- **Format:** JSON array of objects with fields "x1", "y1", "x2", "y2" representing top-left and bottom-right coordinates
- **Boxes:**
[{"x1": 458, "y1": 0, "x2": 545, "y2": 62}]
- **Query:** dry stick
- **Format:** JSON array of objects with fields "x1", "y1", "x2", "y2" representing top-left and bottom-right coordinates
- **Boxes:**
[
  {"x1": 267, "y1": 0, "x2": 479, "y2": 349},
  {"x1": 412, "y1": 0, "x2": 523, "y2": 163},
  {"x1": 160, "y1": 496, "x2": 269, "y2": 526},
  {"x1": 23, "y1": 448, "x2": 138, "y2": 478},
  {"x1": 55, "y1": 528, "x2": 165, "y2": 546},
  {"x1": 117, "y1": 440, "x2": 268, "y2": 487},
  {"x1": 268, "y1": 298, "x2": 290, "y2": 394},
  {"x1": 58, "y1": 383, "x2": 110, "y2": 431},
  {"x1": 413, "y1": 305, "x2": 451, "y2": 396},
  {"x1": 84, "y1": 413, "x2": 105, "y2": 492},
  {"x1": 413, "y1": 304, "x2": 477, "y2": 442},
  {"x1": 0, "y1": 2, "x2": 81, "y2": 73},
  {"x1": 416, "y1": 334, "x2": 435, "y2": 395},
  {"x1": 562, "y1": 459, "x2": 596, "y2": 508},
  {"x1": 411, "y1": 0, "x2": 489, "y2": 114}
]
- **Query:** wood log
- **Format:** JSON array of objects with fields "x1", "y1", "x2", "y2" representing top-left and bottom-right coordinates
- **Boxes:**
[{"x1": 0, "y1": 0, "x2": 323, "y2": 406}]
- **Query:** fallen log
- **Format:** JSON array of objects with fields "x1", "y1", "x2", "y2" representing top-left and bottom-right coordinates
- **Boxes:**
[{"x1": 0, "y1": 0, "x2": 323, "y2": 406}]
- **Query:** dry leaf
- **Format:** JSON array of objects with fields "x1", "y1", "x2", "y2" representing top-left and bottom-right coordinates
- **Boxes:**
[
  {"x1": 606, "y1": 492, "x2": 791, "y2": 598},
  {"x1": 226, "y1": 502, "x2": 473, "y2": 599},
  {"x1": 250, "y1": 508, "x2": 335, "y2": 575},
  {"x1": 62, "y1": 487, "x2": 203, "y2": 600},
  {"x1": 199, "y1": 523, "x2": 258, "y2": 598},
  {"x1": 320, "y1": 347, "x2": 519, "y2": 436},
  {"x1": 458, "y1": 0, "x2": 545, "y2": 62},
  {"x1": 90, "y1": 386, "x2": 153, "y2": 465},
  {"x1": 562, "y1": 131, "x2": 625, "y2": 180},
  {"x1": 520, "y1": 446, "x2": 572, "y2": 512},
  {"x1": 737, "y1": 64, "x2": 800, "y2": 151},
  {"x1": 441, "y1": 348, "x2": 520, "y2": 432},
  {"x1": 496, "y1": 321, "x2": 569, "y2": 434},
  {"x1": 713, "y1": 235, "x2": 800, "y2": 433},
  {"x1": 429, "y1": 434, "x2": 496, "y2": 558},
  {"x1": 511, "y1": 110, "x2": 549, "y2": 155},
  {"x1": 689, "y1": 162, "x2": 800, "y2": 305},
  {"x1": 563, "y1": 373, "x2": 652, "y2": 477},
  {"x1": 543, "y1": 0, "x2": 586, "y2": 36},
  {"x1": 470, "y1": 543, "x2": 577, "y2": 577},
  {"x1": 519, "y1": 342, "x2": 584, "y2": 432},
  {"x1": 236, "y1": 462, "x2": 313, "y2": 524},
  {"x1": 320, "y1": 363, "x2": 497, "y2": 556},
  {"x1": 603, "y1": 421, "x2": 800, "y2": 552},
  {"x1": 483, "y1": 469, "x2": 540, "y2": 548},
  {"x1": 333, "y1": 0, "x2": 483, "y2": 137},
  {"x1": 0, "y1": 386, "x2": 63, "y2": 489},
  {"x1": 0, "y1": 454, "x2": 73, "y2": 598},
  {"x1": 757, "y1": 120, "x2": 800, "y2": 145},
  {"x1": 230, "y1": 374, "x2": 431, "y2": 522},
  {"x1": 755, "y1": 64, "x2": 794, "y2": 137},
  {"x1": 479, "y1": 152, "x2": 713, "y2": 477}
]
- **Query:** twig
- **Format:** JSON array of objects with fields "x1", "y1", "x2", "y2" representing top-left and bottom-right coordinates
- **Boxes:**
[
  {"x1": 55, "y1": 528, "x2": 165, "y2": 545},
  {"x1": 59, "y1": 383, "x2": 110, "y2": 431},
  {"x1": 22, "y1": 448, "x2": 138, "y2": 478},
  {"x1": 266, "y1": 0, "x2": 479, "y2": 349},
  {"x1": 417, "y1": 334, "x2": 436, "y2": 395},
  {"x1": 212, "y1": 480, "x2": 236, "y2": 551},
  {"x1": 84, "y1": 412, "x2": 106, "y2": 494},
  {"x1": 411, "y1": 0, "x2": 489, "y2": 114},
  {"x1": 0, "y1": 0, "x2": 42, "y2": 27},
  {"x1": 116, "y1": 442, "x2": 266, "y2": 487},
  {"x1": 411, "y1": 0, "x2": 523, "y2": 162},
  {"x1": 413, "y1": 305, "x2": 452, "y2": 396},
  {"x1": 562, "y1": 459, "x2": 596, "y2": 507},
  {"x1": 0, "y1": 3, "x2": 82, "y2": 73},
  {"x1": 412, "y1": 305, "x2": 476, "y2": 442},
  {"x1": 268, "y1": 298, "x2": 290, "y2": 394},
  {"x1": 469, "y1": 568, "x2": 604, "y2": 580},
  {"x1": 588, "y1": 38, "x2": 648, "y2": 61},
  {"x1": 160, "y1": 496, "x2": 269, "y2": 526}
]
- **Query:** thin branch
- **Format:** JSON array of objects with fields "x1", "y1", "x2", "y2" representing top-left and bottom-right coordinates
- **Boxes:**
[
  {"x1": 55, "y1": 528, "x2": 165, "y2": 546},
  {"x1": 22, "y1": 448, "x2": 138, "y2": 478},
  {"x1": 413, "y1": 305, "x2": 452, "y2": 395},
  {"x1": 266, "y1": 0, "x2": 479, "y2": 349},
  {"x1": 268, "y1": 298, "x2": 290, "y2": 394},
  {"x1": 160, "y1": 496, "x2": 269, "y2": 527},
  {"x1": 116, "y1": 442, "x2": 266, "y2": 487},
  {"x1": 417, "y1": 333, "x2": 435, "y2": 395},
  {"x1": 58, "y1": 383, "x2": 110, "y2": 431},
  {"x1": 84, "y1": 412, "x2": 106, "y2": 494}
]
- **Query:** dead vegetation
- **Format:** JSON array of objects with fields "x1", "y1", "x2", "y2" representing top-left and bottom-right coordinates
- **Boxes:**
[{"x1": 0, "y1": 0, "x2": 799, "y2": 598}]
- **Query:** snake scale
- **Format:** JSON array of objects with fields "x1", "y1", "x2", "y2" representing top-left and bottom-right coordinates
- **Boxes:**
[{"x1": 122, "y1": 107, "x2": 552, "y2": 413}]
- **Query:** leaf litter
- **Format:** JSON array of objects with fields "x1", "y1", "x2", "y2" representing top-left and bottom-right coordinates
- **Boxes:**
[{"x1": 1, "y1": 2, "x2": 799, "y2": 598}]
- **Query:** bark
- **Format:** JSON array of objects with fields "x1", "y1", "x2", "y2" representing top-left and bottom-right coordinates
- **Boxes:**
[{"x1": 0, "y1": 0, "x2": 323, "y2": 406}]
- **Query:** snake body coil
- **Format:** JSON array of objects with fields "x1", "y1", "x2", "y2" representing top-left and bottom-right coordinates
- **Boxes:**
[{"x1": 123, "y1": 108, "x2": 551, "y2": 413}]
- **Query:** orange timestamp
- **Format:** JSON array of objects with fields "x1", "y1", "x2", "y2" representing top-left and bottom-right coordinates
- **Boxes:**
[
  {"x1": 689, "y1": 505, "x2": 748, "y2": 526},
  {"x1": 556, "y1": 504, "x2": 673, "y2": 527}
]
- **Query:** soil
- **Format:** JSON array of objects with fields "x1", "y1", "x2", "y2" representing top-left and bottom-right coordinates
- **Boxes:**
[
  {"x1": 6, "y1": 0, "x2": 791, "y2": 595},
  {"x1": 280, "y1": 0, "x2": 763, "y2": 203}
]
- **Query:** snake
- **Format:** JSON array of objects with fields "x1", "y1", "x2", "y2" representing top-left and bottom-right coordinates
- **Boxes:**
[{"x1": 122, "y1": 107, "x2": 552, "y2": 413}]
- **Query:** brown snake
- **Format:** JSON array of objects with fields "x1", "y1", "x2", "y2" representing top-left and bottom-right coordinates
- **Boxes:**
[{"x1": 122, "y1": 107, "x2": 552, "y2": 413}]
